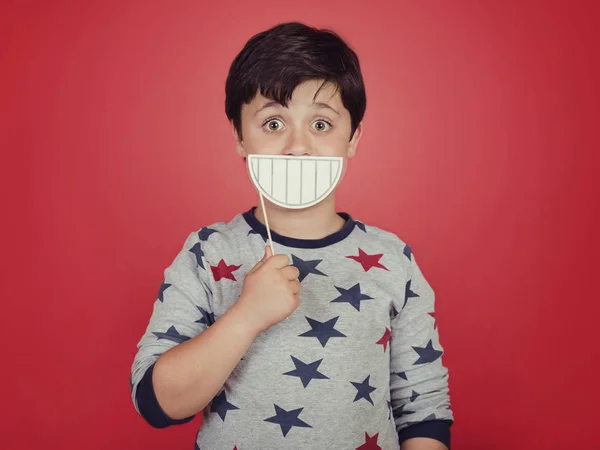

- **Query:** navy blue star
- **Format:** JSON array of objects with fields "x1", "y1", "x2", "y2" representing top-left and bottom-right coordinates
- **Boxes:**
[
  {"x1": 195, "y1": 305, "x2": 215, "y2": 326},
  {"x1": 291, "y1": 254, "x2": 327, "y2": 282},
  {"x1": 403, "y1": 244, "x2": 412, "y2": 261},
  {"x1": 410, "y1": 390, "x2": 420, "y2": 402},
  {"x1": 157, "y1": 281, "x2": 171, "y2": 302},
  {"x1": 264, "y1": 404, "x2": 312, "y2": 437},
  {"x1": 403, "y1": 279, "x2": 419, "y2": 309},
  {"x1": 152, "y1": 325, "x2": 190, "y2": 344},
  {"x1": 355, "y1": 221, "x2": 366, "y2": 232},
  {"x1": 283, "y1": 356, "x2": 329, "y2": 388},
  {"x1": 412, "y1": 340, "x2": 443, "y2": 365},
  {"x1": 210, "y1": 390, "x2": 239, "y2": 421},
  {"x1": 189, "y1": 242, "x2": 205, "y2": 270},
  {"x1": 331, "y1": 283, "x2": 373, "y2": 311},
  {"x1": 299, "y1": 316, "x2": 346, "y2": 347},
  {"x1": 198, "y1": 227, "x2": 218, "y2": 241},
  {"x1": 391, "y1": 305, "x2": 399, "y2": 319},
  {"x1": 351, "y1": 375, "x2": 376, "y2": 405},
  {"x1": 393, "y1": 403, "x2": 416, "y2": 416},
  {"x1": 396, "y1": 371, "x2": 408, "y2": 381},
  {"x1": 247, "y1": 229, "x2": 267, "y2": 242}
]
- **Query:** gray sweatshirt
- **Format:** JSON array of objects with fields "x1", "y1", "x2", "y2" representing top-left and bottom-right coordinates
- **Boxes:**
[{"x1": 130, "y1": 208, "x2": 454, "y2": 449}]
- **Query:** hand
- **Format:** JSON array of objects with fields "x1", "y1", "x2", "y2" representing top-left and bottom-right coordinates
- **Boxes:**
[{"x1": 235, "y1": 245, "x2": 301, "y2": 334}]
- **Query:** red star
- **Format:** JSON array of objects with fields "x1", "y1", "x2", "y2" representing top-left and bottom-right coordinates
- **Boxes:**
[
  {"x1": 233, "y1": 447, "x2": 238, "y2": 450},
  {"x1": 376, "y1": 327, "x2": 392, "y2": 352},
  {"x1": 346, "y1": 248, "x2": 388, "y2": 272},
  {"x1": 211, "y1": 259, "x2": 242, "y2": 281},
  {"x1": 428, "y1": 311, "x2": 437, "y2": 329},
  {"x1": 356, "y1": 432, "x2": 382, "y2": 450}
]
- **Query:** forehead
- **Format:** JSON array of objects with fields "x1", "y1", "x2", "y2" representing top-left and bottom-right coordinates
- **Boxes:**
[{"x1": 245, "y1": 79, "x2": 343, "y2": 111}]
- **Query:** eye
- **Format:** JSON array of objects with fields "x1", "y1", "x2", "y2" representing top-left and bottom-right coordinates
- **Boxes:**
[
  {"x1": 312, "y1": 119, "x2": 332, "y2": 132},
  {"x1": 263, "y1": 119, "x2": 284, "y2": 132}
]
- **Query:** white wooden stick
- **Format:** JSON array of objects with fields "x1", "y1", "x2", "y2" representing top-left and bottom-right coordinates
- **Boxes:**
[{"x1": 259, "y1": 192, "x2": 276, "y2": 255}]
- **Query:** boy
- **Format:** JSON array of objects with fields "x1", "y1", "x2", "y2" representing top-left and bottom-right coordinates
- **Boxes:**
[{"x1": 130, "y1": 22, "x2": 453, "y2": 449}]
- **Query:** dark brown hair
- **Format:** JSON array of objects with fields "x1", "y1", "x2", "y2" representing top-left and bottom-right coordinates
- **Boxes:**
[{"x1": 225, "y1": 22, "x2": 366, "y2": 141}]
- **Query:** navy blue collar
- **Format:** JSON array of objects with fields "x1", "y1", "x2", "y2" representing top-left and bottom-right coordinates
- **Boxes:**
[{"x1": 242, "y1": 207, "x2": 356, "y2": 249}]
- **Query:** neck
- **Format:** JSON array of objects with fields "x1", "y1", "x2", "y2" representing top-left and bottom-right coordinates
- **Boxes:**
[{"x1": 254, "y1": 196, "x2": 345, "y2": 240}]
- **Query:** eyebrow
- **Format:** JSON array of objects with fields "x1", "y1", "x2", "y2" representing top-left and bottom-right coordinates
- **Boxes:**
[{"x1": 253, "y1": 101, "x2": 340, "y2": 117}]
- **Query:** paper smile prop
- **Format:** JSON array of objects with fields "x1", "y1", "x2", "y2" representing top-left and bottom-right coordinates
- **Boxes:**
[
  {"x1": 247, "y1": 154, "x2": 344, "y2": 254},
  {"x1": 247, "y1": 154, "x2": 343, "y2": 209}
]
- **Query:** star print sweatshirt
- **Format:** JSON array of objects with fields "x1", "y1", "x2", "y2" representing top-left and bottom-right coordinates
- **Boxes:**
[{"x1": 130, "y1": 208, "x2": 454, "y2": 450}]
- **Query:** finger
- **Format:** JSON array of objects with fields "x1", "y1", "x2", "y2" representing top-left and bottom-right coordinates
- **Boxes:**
[
  {"x1": 246, "y1": 259, "x2": 264, "y2": 275},
  {"x1": 264, "y1": 245, "x2": 273, "y2": 259},
  {"x1": 265, "y1": 254, "x2": 290, "y2": 270},
  {"x1": 248, "y1": 245, "x2": 272, "y2": 275},
  {"x1": 290, "y1": 280, "x2": 302, "y2": 295},
  {"x1": 280, "y1": 265, "x2": 300, "y2": 280},
  {"x1": 247, "y1": 249, "x2": 268, "y2": 275}
]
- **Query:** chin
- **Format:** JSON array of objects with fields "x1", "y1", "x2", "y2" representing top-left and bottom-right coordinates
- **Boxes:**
[{"x1": 262, "y1": 191, "x2": 337, "y2": 214}]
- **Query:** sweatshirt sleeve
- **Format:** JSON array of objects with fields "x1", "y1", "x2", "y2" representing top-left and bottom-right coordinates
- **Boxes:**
[
  {"x1": 389, "y1": 243, "x2": 454, "y2": 448},
  {"x1": 130, "y1": 231, "x2": 214, "y2": 428}
]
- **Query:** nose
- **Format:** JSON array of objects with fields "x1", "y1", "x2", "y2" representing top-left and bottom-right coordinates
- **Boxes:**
[{"x1": 283, "y1": 129, "x2": 312, "y2": 156}]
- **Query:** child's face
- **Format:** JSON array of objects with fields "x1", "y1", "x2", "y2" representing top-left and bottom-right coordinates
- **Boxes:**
[{"x1": 233, "y1": 79, "x2": 362, "y2": 161}]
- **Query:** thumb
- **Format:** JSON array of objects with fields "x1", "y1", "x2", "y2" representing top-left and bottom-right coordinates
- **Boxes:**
[
  {"x1": 264, "y1": 244, "x2": 273, "y2": 260},
  {"x1": 247, "y1": 246, "x2": 269, "y2": 275}
]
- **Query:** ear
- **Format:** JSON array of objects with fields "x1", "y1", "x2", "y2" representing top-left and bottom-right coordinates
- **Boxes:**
[
  {"x1": 347, "y1": 122, "x2": 363, "y2": 159},
  {"x1": 232, "y1": 121, "x2": 246, "y2": 158}
]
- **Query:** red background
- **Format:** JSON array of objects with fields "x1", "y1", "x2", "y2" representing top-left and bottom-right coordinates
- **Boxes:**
[{"x1": 1, "y1": 1, "x2": 598, "y2": 449}]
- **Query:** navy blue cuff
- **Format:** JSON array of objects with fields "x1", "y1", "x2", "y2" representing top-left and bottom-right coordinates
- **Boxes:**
[
  {"x1": 398, "y1": 420, "x2": 452, "y2": 449},
  {"x1": 136, "y1": 362, "x2": 195, "y2": 428}
]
